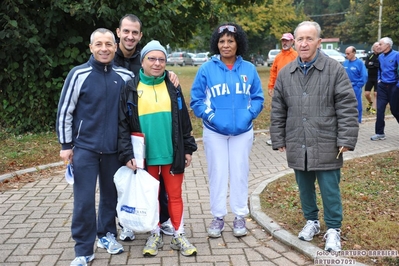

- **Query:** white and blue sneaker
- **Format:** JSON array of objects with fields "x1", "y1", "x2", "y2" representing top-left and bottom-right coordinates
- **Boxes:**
[
  {"x1": 119, "y1": 227, "x2": 135, "y2": 241},
  {"x1": 97, "y1": 232, "x2": 124, "y2": 254},
  {"x1": 324, "y1": 228, "x2": 342, "y2": 252},
  {"x1": 298, "y1": 220, "x2": 320, "y2": 241},
  {"x1": 70, "y1": 254, "x2": 94, "y2": 266},
  {"x1": 160, "y1": 219, "x2": 174, "y2": 236}
]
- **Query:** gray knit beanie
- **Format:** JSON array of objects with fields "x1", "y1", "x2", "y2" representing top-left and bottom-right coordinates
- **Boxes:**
[{"x1": 140, "y1": 40, "x2": 167, "y2": 63}]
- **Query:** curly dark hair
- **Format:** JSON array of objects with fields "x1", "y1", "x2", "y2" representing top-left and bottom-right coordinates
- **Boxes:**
[{"x1": 209, "y1": 23, "x2": 249, "y2": 56}]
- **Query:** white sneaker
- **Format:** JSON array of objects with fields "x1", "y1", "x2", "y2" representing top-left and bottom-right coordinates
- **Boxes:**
[
  {"x1": 97, "y1": 232, "x2": 124, "y2": 254},
  {"x1": 298, "y1": 220, "x2": 320, "y2": 241},
  {"x1": 120, "y1": 227, "x2": 135, "y2": 241},
  {"x1": 70, "y1": 254, "x2": 94, "y2": 266},
  {"x1": 160, "y1": 219, "x2": 174, "y2": 236},
  {"x1": 324, "y1": 228, "x2": 341, "y2": 252},
  {"x1": 266, "y1": 139, "x2": 272, "y2": 146}
]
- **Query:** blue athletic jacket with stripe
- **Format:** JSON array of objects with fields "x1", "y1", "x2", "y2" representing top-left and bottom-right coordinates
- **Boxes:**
[{"x1": 56, "y1": 55, "x2": 134, "y2": 154}]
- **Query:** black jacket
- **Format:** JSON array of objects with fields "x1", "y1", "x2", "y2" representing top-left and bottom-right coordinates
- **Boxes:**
[
  {"x1": 114, "y1": 43, "x2": 142, "y2": 74},
  {"x1": 365, "y1": 52, "x2": 380, "y2": 80},
  {"x1": 118, "y1": 71, "x2": 197, "y2": 174}
]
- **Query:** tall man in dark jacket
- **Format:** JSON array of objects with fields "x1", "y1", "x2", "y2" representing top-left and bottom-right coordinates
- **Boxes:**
[
  {"x1": 114, "y1": 14, "x2": 178, "y2": 240},
  {"x1": 114, "y1": 14, "x2": 143, "y2": 74},
  {"x1": 364, "y1": 42, "x2": 380, "y2": 114},
  {"x1": 270, "y1": 21, "x2": 359, "y2": 252}
]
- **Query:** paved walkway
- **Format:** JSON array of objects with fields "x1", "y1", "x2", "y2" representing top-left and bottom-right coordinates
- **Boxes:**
[{"x1": 1, "y1": 118, "x2": 398, "y2": 266}]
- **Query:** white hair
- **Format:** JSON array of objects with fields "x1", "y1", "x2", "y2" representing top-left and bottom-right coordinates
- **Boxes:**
[
  {"x1": 380, "y1": 37, "x2": 393, "y2": 48},
  {"x1": 294, "y1": 21, "x2": 322, "y2": 38}
]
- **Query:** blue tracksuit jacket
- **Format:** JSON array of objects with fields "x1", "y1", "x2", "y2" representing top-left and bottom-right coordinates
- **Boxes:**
[
  {"x1": 56, "y1": 55, "x2": 134, "y2": 153},
  {"x1": 190, "y1": 55, "x2": 264, "y2": 136}
]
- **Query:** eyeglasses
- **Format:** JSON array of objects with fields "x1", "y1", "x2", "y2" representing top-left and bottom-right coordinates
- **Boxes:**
[
  {"x1": 218, "y1": 25, "x2": 237, "y2": 33},
  {"x1": 147, "y1": 57, "x2": 166, "y2": 64}
]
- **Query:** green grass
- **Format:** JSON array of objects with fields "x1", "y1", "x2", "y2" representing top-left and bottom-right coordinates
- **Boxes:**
[
  {"x1": 0, "y1": 131, "x2": 60, "y2": 174},
  {"x1": 260, "y1": 151, "x2": 399, "y2": 266}
]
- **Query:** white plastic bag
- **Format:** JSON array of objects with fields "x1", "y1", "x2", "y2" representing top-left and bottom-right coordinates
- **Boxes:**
[
  {"x1": 131, "y1": 132, "x2": 145, "y2": 169},
  {"x1": 114, "y1": 166, "x2": 159, "y2": 233}
]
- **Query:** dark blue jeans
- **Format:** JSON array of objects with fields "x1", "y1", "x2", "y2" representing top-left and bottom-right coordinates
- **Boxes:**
[{"x1": 375, "y1": 82, "x2": 399, "y2": 134}]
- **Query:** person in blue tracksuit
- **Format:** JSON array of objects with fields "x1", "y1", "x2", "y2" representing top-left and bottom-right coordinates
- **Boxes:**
[
  {"x1": 190, "y1": 23, "x2": 264, "y2": 239},
  {"x1": 56, "y1": 28, "x2": 133, "y2": 266},
  {"x1": 371, "y1": 37, "x2": 399, "y2": 141},
  {"x1": 344, "y1": 46, "x2": 368, "y2": 123}
]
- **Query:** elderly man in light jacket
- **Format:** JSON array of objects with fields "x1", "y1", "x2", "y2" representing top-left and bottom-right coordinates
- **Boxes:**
[{"x1": 270, "y1": 21, "x2": 359, "y2": 253}]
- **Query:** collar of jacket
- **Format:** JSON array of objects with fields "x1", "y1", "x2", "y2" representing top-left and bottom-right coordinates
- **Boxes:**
[
  {"x1": 290, "y1": 50, "x2": 326, "y2": 73},
  {"x1": 139, "y1": 68, "x2": 166, "y2": 85},
  {"x1": 213, "y1": 55, "x2": 243, "y2": 67},
  {"x1": 383, "y1": 49, "x2": 393, "y2": 56},
  {"x1": 116, "y1": 42, "x2": 142, "y2": 59},
  {"x1": 89, "y1": 54, "x2": 113, "y2": 73}
]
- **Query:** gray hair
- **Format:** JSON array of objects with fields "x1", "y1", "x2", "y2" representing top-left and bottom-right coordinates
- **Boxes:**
[
  {"x1": 380, "y1": 37, "x2": 393, "y2": 48},
  {"x1": 90, "y1": 28, "x2": 116, "y2": 44},
  {"x1": 294, "y1": 21, "x2": 322, "y2": 38}
]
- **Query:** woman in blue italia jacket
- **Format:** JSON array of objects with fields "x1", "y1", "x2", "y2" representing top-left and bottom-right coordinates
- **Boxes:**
[{"x1": 190, "y1": 23, "x2": 264, "y2": 239}]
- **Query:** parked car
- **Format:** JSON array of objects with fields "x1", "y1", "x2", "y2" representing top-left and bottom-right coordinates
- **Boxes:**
[
  {"x1": 266, "y1": 49, "x2": 281, "y2": 66},
  {"x1": 355, "y1": 49, "x2": 367, "y2": 61},
  {"x1": 250, "y1": 54, "x2": 265, "y2": 66},
  {"x1": 166, "y1": 52, "x2": 194, "y2": 66},
  {"x1": 321, "y1": 49, "x2": 345, "y2": 64},
  {"x1": 193, "y1": 53, "x2": 210, "y2": 66}
]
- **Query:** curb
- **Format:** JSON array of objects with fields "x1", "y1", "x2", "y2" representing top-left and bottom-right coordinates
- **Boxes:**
[
  {"x1": 249, "y1": 170, "x2": 368, "y2": 265},
  {"x1": 0, "y1": 161, "x2": 64, "y2": 183}
]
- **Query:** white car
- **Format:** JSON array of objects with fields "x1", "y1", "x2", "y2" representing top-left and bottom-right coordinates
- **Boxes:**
[
  {"x1": 192, "y1": 53, "x2": 210, "y2": 66},
  {"x1": 322, "y1": 49, "x2": 345, "y2": 64},
  {"x1": 266, "y1": 49, "x2": 281, "y2": 67},
  {"x1": 355, "y1": 49, "x2": 367, "y2": 61}
]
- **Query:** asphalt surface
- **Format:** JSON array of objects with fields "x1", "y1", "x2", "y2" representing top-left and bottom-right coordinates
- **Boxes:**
[{"x1": 1, "y1": 117, "x2": 398, "y2": 266}]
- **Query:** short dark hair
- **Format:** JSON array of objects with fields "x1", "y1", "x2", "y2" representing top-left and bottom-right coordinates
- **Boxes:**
[
  {"x1": 90, "y1": 28, "x2": 115, "y2": 44},
  {"x1": 209, "y1": 23, "x2": 248, "y2": 56},
  {"x1": 119, "y1": 14, "x2": 142, "y2": 31}
]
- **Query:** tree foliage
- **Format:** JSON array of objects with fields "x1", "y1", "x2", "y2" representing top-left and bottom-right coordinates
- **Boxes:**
[
  {"x1": 0, "y1": 0, "x2": 214, "y2": 134},
  {"x1": 2, "y1": 0, "x2": 398, "y2": 135}
]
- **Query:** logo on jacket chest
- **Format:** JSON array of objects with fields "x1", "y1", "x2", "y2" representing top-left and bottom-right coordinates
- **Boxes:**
[{"x1": 209, "y1": 83, "x2": 251, "y2": 97}]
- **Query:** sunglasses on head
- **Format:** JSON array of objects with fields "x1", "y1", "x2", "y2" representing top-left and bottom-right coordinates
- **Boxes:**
[{"x1": 218, "y1": 25, "x2": 237, "y2": 34}]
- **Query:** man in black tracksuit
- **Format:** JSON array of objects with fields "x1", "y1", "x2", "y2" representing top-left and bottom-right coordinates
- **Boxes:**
[{"x1": 364, "y1": 42, "x2": 380, "y2": 114}]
